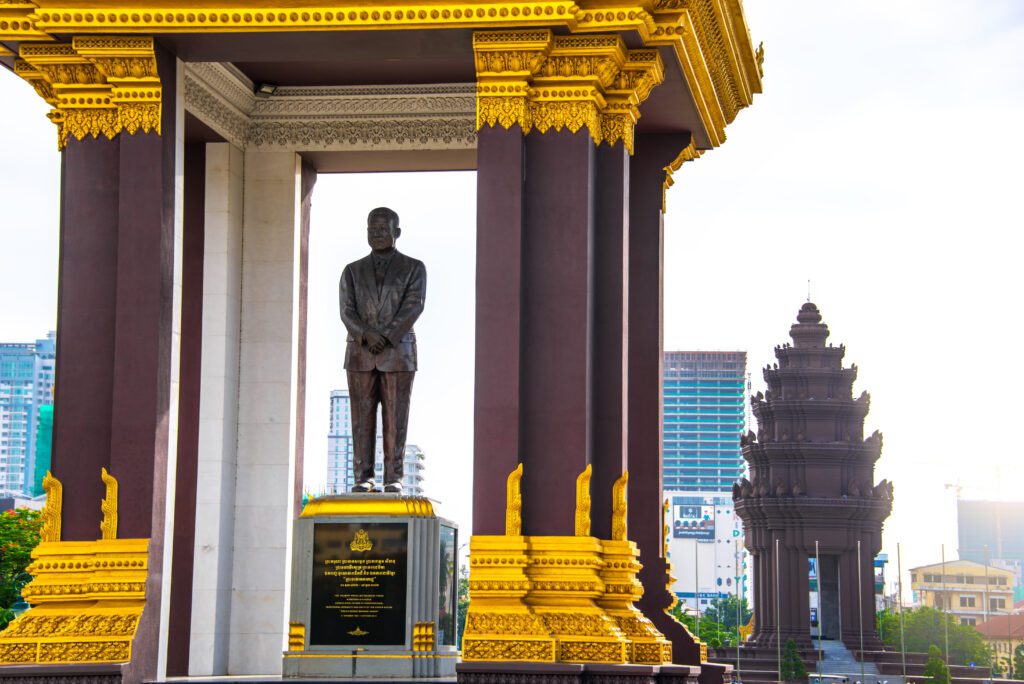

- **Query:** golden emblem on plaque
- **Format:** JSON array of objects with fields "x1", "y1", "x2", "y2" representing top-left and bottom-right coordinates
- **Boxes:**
[
  {"x1": 348, "y1": 627, "x2": 369, "y2": 636},
  {"x1": 350, "y1": 529, "x2": 373, "y2": 552}
]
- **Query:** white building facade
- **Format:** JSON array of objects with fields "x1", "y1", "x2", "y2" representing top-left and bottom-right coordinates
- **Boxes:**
[
  {"x1": 326, "y1": 388, "x2": 426, "y2": 496},
  {"x1": 665, "y1": 492, "x2": 749, "y2": 613}
]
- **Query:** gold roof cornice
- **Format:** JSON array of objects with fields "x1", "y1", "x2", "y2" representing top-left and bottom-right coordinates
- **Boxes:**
[
  {"x1": 473, "y1": 29, "x2": 665, "y2": 153},
  {"x1": 2, "y1": 0, "x2": 761, "y2": 154}
]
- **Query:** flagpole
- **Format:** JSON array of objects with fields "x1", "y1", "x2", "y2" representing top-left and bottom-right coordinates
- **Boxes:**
[
  {"x1": 857, "y1": 540, "x2": 865, "y2": 683},
  {"x1": 815, "y1": 540, "x2": 823, "y2": 677},
  {"x1": 897, "y1": 542, "x2": 907, "y2": 680},
  {"x1": 942, "y1": 544, "x2": 950, "y2": 664},
  {"x1": 775, "y1": 537, "x2": 781, "y2": 684}
]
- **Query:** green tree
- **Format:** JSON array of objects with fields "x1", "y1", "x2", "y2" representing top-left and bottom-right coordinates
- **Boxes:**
[
  {"x1": 923, "y1": 645, "x2": 951, "y2": 684},
  {"x1": 780, "y1": 638, "x2": 807, "y2": 682},
  {"x1": 669, "y1": 602, "x2": 741, "y2": 649},
  {"x1": 0, "y1": 508, "x2": 42, "y2": 629},
  {"x1": 703, "y1": 595, "x2": 752, "y2": 630},
  {"x1": 456, "y1": 566, "x2": 469, "y2": 648},
  {"x1": 876, "y1": 607, "x2": 991, "y2": 667},
  {"x1": 1013, "y1": 643, "x2": 1024, "y2": 681}
]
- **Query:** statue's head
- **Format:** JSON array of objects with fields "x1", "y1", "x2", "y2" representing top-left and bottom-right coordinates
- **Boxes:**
[{"x1": 367, "y1": 206, "x2": 401, "y2": 253}]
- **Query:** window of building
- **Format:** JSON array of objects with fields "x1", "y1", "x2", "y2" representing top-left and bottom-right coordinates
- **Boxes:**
[
  {"x1": 959, "y1": 596, "x2": 976, "y2": 608},
  {"x1": 960, "y1": 617, "x2": 976, "y2": 626},
  {"x1": 990, "y1": 598, "x2": 1006, "y2": 611}
]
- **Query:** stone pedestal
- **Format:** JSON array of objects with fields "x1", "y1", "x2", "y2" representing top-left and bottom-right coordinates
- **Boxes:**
[{"x1": 283, "y1": 495, "x2": 458, "y2": 678}]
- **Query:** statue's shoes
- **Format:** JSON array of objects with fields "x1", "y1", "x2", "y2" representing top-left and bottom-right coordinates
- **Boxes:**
[
  {"x1": 383, "y1": 481, "x2": 403, "y2": 493},
  {"x1": 352, "y1": 481, "x2": 376, "y2": 493}
]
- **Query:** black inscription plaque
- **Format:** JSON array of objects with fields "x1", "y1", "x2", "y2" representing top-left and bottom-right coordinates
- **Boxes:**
[{"x1": 310, "y1": 522, "x2": 408, "y2": 646}]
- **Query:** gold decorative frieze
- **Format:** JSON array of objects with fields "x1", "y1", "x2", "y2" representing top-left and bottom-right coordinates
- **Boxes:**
[
  {"x1": 649, "y1": 0, "x2": 763, "y2": 146},
  {"x1": 40, "y1": 471, "x2": 62, "y2": 543},
  {"x1": 28, "y1": 2, "x2": 580, "y2": 34},
  {"x1": 526, "y1": 535, "x2": 628, "y2": 663},
  {"x1": 598, "y1": 472, "x2": 672, "y2": 664},
  {"x1": 0, "y1": 538, "x2": 149, "y2": 665},
  {"x1": 100, "y1": 467, "x2": 118, "y2": 540},
  {"x1": 3, "y1": 1, "x2": 760, "y2": 153},
  {"x1": 574, "y1": 464, "x2": 592, "y2": 536},
  {"x1": 506, "y1": 462, "x2": 524, "y2": 536},
  {"x1": 462, "y1": 535, "x2": 555, "y2": 662},
  {"x1": 14, "y1": 36, "x2": 161, "y2": 150},
  {"x1": 662, "y1": 139, "x2": 703, "y2": 211},
  {"x1": 474, "y1": 29, "x2": 664, "y2": 152},
  {"x1": 0, "y1": 470, "x2": 150, "y2": 666},
  {"x1": 611, "y1": 472, "x2": 628, "y2": 542},
  {"x1": 0, "y1": 1, "x2": 52, "y2": 41}
]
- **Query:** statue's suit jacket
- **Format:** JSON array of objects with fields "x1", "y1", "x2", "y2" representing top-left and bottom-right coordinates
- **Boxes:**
[{"x1": 339, "y1": 250, "x2": 426, "y2": 372}]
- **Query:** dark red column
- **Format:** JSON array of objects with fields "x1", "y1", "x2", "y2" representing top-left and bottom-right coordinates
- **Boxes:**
[
  {"x1": 627, "y1": 132, "x2": 702, "y2": 664},
  {"x1": 473, "y1": 126, "x2": 525, "y2": 536},
  {"x1": 519, "y1": 130, "x2": 594, "y2": 536},
  {"x1": 52, "y1": 138, "x2": 121, "y2": 540},
  {"x1": 51, "y1": 43, "x2": 179, "y2": 683},
  {"x1": 590, "y1": 144, "x2": 629, "y2": 540},
  {"x1": 473, "y1": 126, "x2": 598, "y2": 537}
]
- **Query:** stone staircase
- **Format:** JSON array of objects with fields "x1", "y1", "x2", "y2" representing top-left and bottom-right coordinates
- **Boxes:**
[{"x1": 808, "y1": 639, "x2": 899, "y2": 684}]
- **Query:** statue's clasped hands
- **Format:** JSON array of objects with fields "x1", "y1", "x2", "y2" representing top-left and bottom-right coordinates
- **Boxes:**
[{"x1": 363, "y1": 330, "x2": 388, "y2": 355}]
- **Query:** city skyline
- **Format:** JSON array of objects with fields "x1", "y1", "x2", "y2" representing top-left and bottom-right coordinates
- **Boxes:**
[
  {"x1": 0, "y1": 331, "x2": 54, "y2": 495},
  {"x1": 662, "y1": 350, "x2": 749, "y2": 611}
]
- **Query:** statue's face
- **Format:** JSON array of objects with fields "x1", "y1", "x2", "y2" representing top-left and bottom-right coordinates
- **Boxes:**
[{"x1": 367, "y1": 214, "x2": 399, "y2": 252}]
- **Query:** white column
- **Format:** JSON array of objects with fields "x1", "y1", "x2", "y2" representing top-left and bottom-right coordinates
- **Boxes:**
[
  {"x1": 229, "y1": 149, "x2": 303, "y2": 675},
  {"x1": 190, "y1": 141, "x2": 245, "y2": 675},
  {"x1": 157, "y1": 58, "x2": 187, "y2": 680}
]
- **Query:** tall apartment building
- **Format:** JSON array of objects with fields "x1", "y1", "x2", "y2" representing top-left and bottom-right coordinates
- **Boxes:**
[
  {"x1": 0, "y1": 332, "x2": 55, "y2": 494},
  {"x1": 326, "y1": 388, "x2": 426, "y2": 496},
  {"x1": 662, "y1": 351, "x2": 748, "y2": 612},
  {"x1": 327, "y1": 390, "x2": 354, "y2": 494}
]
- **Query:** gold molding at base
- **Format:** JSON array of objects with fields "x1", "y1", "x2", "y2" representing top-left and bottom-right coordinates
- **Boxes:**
[
  {"x1": 598, "y1": 538, "x2": 672, "y2": 664},
  {"x1": 527, "y1": 535, "x2": 628, "y2": 664},
  {"x1": 300, "y1": 496, "x2": 435, "y2": 518},
  {"x1": 0, "y1": 538, "x2": 150, "y2": 666},
  {"x1": 283, "y1": 652, "x2": 460, "y2": 659},
  {"x1": 412, "y1": 622, "x2": 436, "y2": 652},
  {"x1": 288, "y1": 622, "x2": 305, "y2": 652},
  {"x1": 462, "y1": 534, "x2": 555, "y2": 662}
]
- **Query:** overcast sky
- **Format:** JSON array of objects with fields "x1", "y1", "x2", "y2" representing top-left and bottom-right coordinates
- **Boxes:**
[{"x1": 1, "y1": 1, "x2": 1022, "y2": 593}]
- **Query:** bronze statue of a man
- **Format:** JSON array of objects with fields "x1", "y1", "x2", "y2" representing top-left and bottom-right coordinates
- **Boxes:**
[{"x1": 340, "y1": 207, "x2": 426, "y2": 493}]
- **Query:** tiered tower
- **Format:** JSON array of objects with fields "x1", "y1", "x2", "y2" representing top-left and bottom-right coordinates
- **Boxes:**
[{"x1": 734, "y1": 303, "x2": 892, "y2": 649}]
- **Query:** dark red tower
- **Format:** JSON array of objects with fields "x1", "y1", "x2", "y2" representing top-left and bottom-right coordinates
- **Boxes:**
[{"x1": 734, "y1": 302, "x2": 892, "y2": 649}]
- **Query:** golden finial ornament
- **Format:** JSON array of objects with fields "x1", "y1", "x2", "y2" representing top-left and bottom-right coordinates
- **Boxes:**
[
  {"x1": 574, "y1": 464, "x2": 592, "y2": 536},
  {"x1": 611, "y1": 471, "x2": 628, "y2": 541},
  {"x1": 505, "y1": 462, "x2": 523, "y2": 536},
  {"x1": 40, "y1": 471, "x2": 62, "y2": 542},
  {"x1": 100, "y1": 467, "x2": 118, "y2": 540}
]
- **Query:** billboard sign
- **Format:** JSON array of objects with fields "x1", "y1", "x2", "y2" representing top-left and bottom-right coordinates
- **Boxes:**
[{"x1": 672, "y1": 497, "x2": 715, "y2": 540}]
